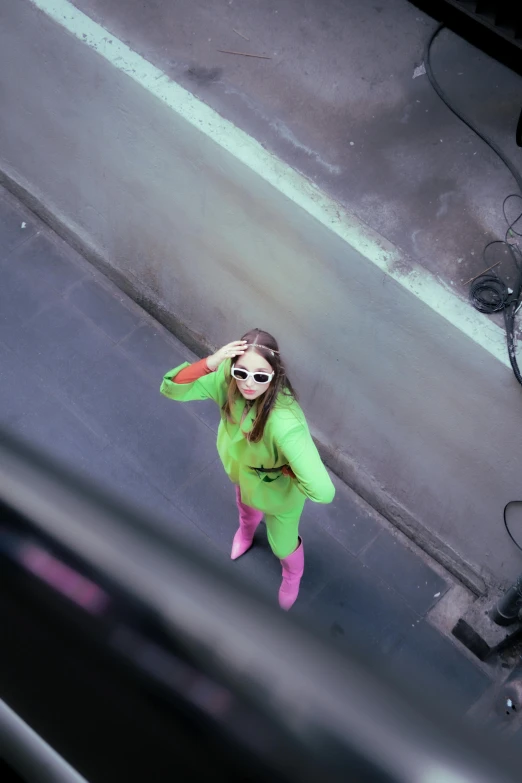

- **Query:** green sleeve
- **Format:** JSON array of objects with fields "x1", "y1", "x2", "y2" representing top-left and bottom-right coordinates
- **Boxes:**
[
  {"x1": 277, "y1": 418, "x2": 335, "y2": 504},
  {"x1": 160, "y1": 361, "x2": 227, "y2": 405}
]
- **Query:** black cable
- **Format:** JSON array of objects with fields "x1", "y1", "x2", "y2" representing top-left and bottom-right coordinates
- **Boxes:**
[
  {"x1": 425, "y1": 24, "x2": 522, "y2": 550},
  {"x1": 469, "y1": 273, "x2": 508, "y2": 313},
  {"x1": 424, "y1": 24, "x2": 522, "y2": 195},
  {"x1": 426, "y1": 23, "x2": 522, "y2": 385},
  {"x1": 504, "y1": 502, "x2": 522, "y2": 554},
  {"x1": 503, "y1": 193, "x2": 522, "y2": 239},
  {"x1": 468, "y1": 229, "x2": 522, "y2": 383}
]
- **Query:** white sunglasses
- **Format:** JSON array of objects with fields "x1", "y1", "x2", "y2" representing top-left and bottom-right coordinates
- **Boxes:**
[{"x1": 231, "y1": 366, "x2": 274, "y2": 385}]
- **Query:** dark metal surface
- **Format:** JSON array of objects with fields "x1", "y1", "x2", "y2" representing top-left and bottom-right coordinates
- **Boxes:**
[
  {"x1": 436, "y1": 1, "x2": 522, "y2": 49},
  {"x1": 492, "y1": 576, "x2": 522, "y2": 626},
  {"x1": 0, "y1": 430, "x2": 520, "y2": 783}
]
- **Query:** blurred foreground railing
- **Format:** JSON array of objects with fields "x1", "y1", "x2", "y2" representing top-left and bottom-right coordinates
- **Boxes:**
[
  {"x1": 0, "y1": 429, "x2": 519, "y2": 783},
  {"x1": 0, "y1": 699, "x2": 87, "y2": 783}
]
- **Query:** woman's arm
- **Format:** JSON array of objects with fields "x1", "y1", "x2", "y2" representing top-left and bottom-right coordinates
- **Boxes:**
[
  {"x1": 160, "y1": 361, "x2": 219, "y2": 403},
  {"x1": 278, "y1": 424, "x2": 335, "y2": 504},
  {"x1": 160, "y1": 340, "x2": 247, "y2": 404},
  {"x1": 172, "y1": 358, "x2": 213, "y2": 384}
]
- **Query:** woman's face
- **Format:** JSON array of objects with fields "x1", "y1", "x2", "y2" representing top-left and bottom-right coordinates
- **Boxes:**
[{"x1": 233, "y1": 349, "x2": 274, "y2": 401}]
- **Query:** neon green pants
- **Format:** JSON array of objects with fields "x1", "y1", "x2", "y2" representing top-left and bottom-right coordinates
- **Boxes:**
[
  {"x1": 264, "y1": 507, "x2": 302, "y2": 559},
  {"x1": 235, "y1": 483, "x2": 305, "y2": 560}
]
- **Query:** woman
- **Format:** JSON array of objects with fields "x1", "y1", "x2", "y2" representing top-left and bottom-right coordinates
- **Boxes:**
[{"x1": 160, "y1": 328, "x2": 335, "y2": 610}]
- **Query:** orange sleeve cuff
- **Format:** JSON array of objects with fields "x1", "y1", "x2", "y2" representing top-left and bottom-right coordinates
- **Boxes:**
[{"x1": 172, "y1": 358, "x2": 213, "y2": 384}]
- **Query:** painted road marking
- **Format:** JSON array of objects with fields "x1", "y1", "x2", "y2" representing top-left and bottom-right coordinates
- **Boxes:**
[{"x1": 30, "y1": 0, "x2": 509, "y2": 368}]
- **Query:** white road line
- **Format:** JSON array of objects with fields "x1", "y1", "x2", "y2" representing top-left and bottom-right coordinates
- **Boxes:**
[{"x1": 30, "y1": 0, "x2": 509, "y2": 367}]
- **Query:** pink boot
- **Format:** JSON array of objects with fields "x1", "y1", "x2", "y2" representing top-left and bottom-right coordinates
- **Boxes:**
[
  {"x1": 278, "y1": 539, "x2": 304, "y2": 611},
  {"x1": 231, "y1": 486, "x2": 263, "y2": 560}
]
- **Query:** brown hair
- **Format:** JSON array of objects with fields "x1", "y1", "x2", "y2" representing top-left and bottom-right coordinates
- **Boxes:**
[{"x1": 222, "y1": 328, "x2": 297, "y2": 443}]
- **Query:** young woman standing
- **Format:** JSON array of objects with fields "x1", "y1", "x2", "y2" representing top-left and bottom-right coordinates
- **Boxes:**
[{"x1": 160, "y1": 328, "x2": 335, "y2": 610}]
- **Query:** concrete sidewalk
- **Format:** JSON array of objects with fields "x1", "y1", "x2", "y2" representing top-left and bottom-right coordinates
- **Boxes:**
[{"x1": 0, "y1": 184, "x2": 499, "y2": 718}]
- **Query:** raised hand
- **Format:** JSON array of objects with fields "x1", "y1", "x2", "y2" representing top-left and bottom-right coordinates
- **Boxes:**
[{"x1": 207, "y1": 340, "x2": 247, "y2": 371}]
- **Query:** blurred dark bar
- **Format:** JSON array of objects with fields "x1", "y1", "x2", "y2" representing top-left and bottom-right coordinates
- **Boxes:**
[
  {"x1": 0, "y1": 700, "x2": 87, "y2": 783},
  {"x1": 0, "y1": 430, "x2": 519, "y2": 783},
  {"x1": 441, "y1": 0, "x2": 522, "y2": 48}
]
